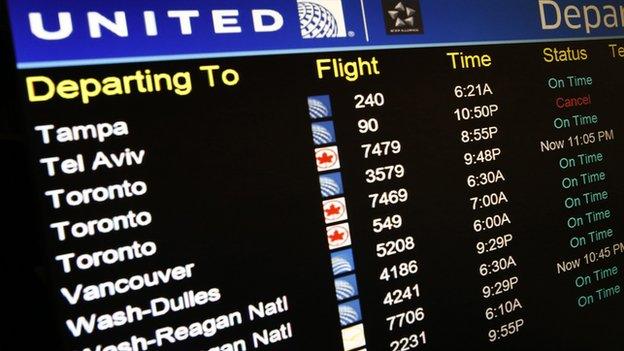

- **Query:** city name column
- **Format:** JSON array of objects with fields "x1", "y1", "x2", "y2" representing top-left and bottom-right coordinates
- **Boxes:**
[{"x1": 25, "y1": 62, "x2": 300, "y2": 351}]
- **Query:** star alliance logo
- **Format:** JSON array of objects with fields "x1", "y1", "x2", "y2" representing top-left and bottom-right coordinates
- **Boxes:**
[
  {"x1": 297, "y1": 0, "x2": 347, "y2": 39},
  {"x1": 382, "y1": 0, "x2": 423, "y2": 34}
]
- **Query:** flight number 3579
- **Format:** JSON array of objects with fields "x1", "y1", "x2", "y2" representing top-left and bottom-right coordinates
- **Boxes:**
[{"x1": 365, "y1": 164, "x2": 405, "y2": 183}]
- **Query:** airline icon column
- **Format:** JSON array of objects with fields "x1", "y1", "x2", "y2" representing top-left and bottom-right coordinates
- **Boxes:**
[{"x1": 307, "y1": 95, "x2": 368, "y2": 351}]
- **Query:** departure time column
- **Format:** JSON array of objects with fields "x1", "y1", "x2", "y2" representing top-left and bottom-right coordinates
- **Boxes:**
[{"x1": 448, "y1": 49, "x2": 527, "y2": 344}]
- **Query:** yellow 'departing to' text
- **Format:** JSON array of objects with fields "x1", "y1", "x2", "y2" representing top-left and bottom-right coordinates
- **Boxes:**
[{"x1": 25, "y1": 69, "x2": 193, "y2": 104}]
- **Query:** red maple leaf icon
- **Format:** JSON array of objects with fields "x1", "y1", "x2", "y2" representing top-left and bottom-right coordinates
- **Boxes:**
[
  {"x1": 328, "y1": 230, "x2": 345, "y2": 242},
  {"x1": 325, "y1": 204, "x2": 342, "y2": 216},
  {"x1": 316, "y1": 152, "x2": 334, "y2": 164}
]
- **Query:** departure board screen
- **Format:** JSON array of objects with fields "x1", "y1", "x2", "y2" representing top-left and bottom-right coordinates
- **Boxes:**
[{"x1": 2, "y1": 1, "x2": 624, "y2": 350}]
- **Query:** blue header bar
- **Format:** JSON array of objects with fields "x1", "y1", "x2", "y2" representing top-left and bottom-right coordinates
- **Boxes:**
[{"x1": 7, "y1": 0, "x2": 624, "y2": 68}]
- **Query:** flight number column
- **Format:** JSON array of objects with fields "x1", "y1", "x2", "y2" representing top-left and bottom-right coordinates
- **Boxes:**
[
  {"x1": 314, "y1": 55, "x2": 428, "y2": 351},
  {"x1": 354, "y1": 91, "x2": 428, "y2": 350}
]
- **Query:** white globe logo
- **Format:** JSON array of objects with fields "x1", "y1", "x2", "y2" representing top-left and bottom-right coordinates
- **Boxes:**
[
  {"x1": 308, "y1": 97, "x2": 331, "y2": 118},
  {"x1": 298, "y1": 2, "x2": 339, "y2": 38}
]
